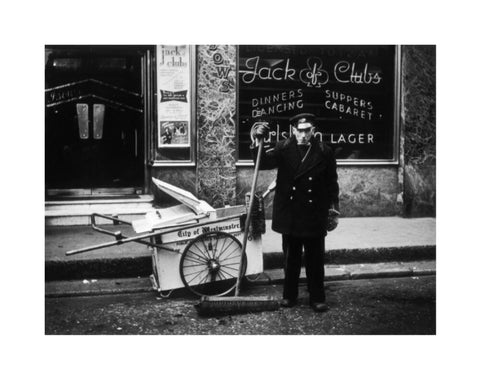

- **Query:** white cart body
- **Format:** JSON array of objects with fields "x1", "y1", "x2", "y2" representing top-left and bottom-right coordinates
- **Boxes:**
[
  {"x1": 132, "y1": 178, "x2": 264, "y2": 293},
  {"x1": 149, "y1": 207, "x2": 263, "y2": 292}
]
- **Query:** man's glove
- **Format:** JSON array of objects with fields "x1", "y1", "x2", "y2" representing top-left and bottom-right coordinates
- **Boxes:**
[
  {"x1": 251, "y1": 121, "x2": 270, "y2": 142},
  {"x1": 327, "y1": 208, "x2": 340, "y2": 232}
]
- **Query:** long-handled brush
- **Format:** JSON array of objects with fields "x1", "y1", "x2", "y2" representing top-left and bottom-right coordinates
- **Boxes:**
[{"x1": 195, "y1": 138, "x2": 280, "y2": 316}]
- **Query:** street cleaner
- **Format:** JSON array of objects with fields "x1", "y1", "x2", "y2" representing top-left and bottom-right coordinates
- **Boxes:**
[{"x1": 251, "y1": 113, "x2": 340, "y2": 312}]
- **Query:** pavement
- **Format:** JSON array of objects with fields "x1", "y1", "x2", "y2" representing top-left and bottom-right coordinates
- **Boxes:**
[{"x1": 45, "y1": 216, "x2": 436, "y2": 296}]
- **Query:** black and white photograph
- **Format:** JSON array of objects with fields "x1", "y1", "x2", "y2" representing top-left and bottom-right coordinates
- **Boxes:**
[
  {"x1": 44, "y1": 43, "x2": 436, "y2": 335},
  {"x1": 3, "y1": 1, "x2": 479, "y2": 379}
]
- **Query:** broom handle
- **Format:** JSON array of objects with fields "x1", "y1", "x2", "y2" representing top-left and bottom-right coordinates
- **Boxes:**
[{"x1": 235, "y1": 138, "x2": 264, "y2": 296}]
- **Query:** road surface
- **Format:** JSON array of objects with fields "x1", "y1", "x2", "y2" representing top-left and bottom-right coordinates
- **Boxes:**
[{"x1": 45, "y1": 275, "x2": 436, "y2": 335}]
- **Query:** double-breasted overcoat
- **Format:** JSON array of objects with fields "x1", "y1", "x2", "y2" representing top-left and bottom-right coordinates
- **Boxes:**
[{"x1": 254, "y1": 136, "x2": 339, "y2": 238}]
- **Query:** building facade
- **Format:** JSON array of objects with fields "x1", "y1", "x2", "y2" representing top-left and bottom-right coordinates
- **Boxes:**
[{"x1": 45, "y1": 45, "x2": 435, "y2": 221}]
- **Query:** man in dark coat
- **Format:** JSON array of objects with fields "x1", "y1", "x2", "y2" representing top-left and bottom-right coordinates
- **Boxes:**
[{"x1": 252, "y1": 113, "x2": 340, "y2": 312}]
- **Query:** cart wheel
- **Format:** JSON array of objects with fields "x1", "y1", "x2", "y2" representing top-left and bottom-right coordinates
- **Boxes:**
[{"x1": 179, "y1": 231, "x2": 247, "y2": 297}]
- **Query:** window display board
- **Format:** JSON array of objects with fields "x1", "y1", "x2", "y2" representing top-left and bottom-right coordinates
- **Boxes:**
[{"x1": 237, "y1": 45, "x2": 399, "y2": 163}]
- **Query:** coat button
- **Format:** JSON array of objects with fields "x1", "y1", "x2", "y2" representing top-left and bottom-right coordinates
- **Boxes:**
[
  {"x1": 308, "y1": 189, "x2": 312, "y2": 193},
  {"x1": 292, "y1": 186, "x2": 296, "y2": 190},
  {"x1": 308, "y1": 177, "x2": 313, "y2": 181},
  {"x1": 290, "y1": 196, "x2": 293, "y2": 200},
  {"x1": 309, "y1": 200, "x2": 313, "y2": 203}
]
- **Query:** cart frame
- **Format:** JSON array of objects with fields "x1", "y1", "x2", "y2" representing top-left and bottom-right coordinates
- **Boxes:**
[{"x1": 66, "y1": 211, "x2": 254, "y2": 297}]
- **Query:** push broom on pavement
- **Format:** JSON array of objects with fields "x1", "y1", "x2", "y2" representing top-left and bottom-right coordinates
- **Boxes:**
[{"x1": 195, "y1": 137, "x2": 280, "y2": 316}]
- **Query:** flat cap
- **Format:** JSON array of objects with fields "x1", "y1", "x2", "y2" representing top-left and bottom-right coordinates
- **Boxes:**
[{"x1": 289, "y1": 113, "x2": 316, "y2": 129}]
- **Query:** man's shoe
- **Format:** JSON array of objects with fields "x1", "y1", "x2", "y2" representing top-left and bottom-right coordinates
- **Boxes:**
[
  {"x1": 280, "y1": 299, "x2": 297, "y2": 308},
  {"x1": 311, "y1": 302, "x2": 328, "y2": 312}
]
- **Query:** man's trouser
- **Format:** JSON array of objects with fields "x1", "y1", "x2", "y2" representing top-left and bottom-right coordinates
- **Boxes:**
[{"x1": 282, "y1": 234, "x2": 325, "y2": 303}]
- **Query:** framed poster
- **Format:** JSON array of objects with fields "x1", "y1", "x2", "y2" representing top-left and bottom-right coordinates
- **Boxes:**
[
  {"x1": 237, "y1": 45, "x2": 400, "y2": 164},
  {"x1": 156, "y1": 45, "x2": 192, "y2": 152},
  {"x1": 159, "y1": 120, "x2": 189, "y2": 147}
]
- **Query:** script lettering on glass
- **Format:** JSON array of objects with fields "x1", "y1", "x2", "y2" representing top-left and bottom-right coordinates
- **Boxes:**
[{"x1": 238, "y1": 45, "x2": 396, "y2": 161}]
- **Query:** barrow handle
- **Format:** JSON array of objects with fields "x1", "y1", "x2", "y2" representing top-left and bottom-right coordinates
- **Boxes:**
[
  {"x1": 65, "y1": 229, "x2": 168, "y2": 256},
  {"x1": 89, "y1": 213, "x2": 132, "y2": 237}
]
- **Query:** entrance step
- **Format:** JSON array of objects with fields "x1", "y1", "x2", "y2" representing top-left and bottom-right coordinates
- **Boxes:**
[{"x1": 45, "y1": 195, "x2": 155, "y2": 226}]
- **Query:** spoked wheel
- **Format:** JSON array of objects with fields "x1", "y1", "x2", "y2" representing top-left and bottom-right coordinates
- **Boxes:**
[{"x1": 179, "y1": 231, "x2": 247, "y2": 297}]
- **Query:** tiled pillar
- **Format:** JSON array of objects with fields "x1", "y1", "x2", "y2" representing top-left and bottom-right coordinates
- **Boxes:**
[{"x1": 196, "y1": 45, "x2": 237, "y2": 208}]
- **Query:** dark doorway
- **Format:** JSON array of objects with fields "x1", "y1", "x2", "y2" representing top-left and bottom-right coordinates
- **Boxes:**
[{"x1": 45, "y1": 46, "x2": 150, "y2": 198}]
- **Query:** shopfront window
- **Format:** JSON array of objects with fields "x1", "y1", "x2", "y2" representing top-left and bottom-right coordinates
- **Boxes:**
[
  {"x1": 237, "y1": 45, "x2": 400, "y2": 164},
  {"x1": 151, "y1": 45, "x2": 196, "y2": 166}
]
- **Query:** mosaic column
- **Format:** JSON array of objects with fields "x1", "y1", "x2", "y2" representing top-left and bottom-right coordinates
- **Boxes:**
[
  {"x1": 402, "y1": 45, "x2": 436, "y2": 217},
  {"x1": 196, "y1": 45, "x2": 237, "y2": 208}
]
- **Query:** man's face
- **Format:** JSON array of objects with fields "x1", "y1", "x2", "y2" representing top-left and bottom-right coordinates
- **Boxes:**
[{"x1": 293, "y1": 122, "x2": 314, "y2": 145}]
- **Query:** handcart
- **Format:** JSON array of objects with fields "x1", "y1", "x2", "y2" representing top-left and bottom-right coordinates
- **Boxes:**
[{"x1": 66, "y1": 178, "x2": 274, "y2": 298}]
